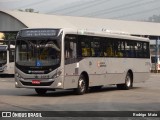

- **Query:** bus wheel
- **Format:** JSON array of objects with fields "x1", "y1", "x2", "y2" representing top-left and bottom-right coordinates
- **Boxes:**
[
  {"x1": 75, "y1": 75, "x2": 87, "y2": 95},
  {"x1": 35, "y1": 88, "x2": 47, "y2": 95},
  {"x1": 117, "y1": 73, "x2": 132, "y2": 90}
]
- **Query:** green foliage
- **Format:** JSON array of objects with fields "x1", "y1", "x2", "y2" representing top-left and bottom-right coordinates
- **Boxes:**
[
  {"x1": 148, "y1": 15, "x2": 160, "y2": 23},
  {"x1": 4, "y1": 33, "x2": 17, "y2": 40}
]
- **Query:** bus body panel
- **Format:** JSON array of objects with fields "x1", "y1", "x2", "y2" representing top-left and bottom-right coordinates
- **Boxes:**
[{"x1": 63, "y1": 58, "x2": 150, "y2": 89}]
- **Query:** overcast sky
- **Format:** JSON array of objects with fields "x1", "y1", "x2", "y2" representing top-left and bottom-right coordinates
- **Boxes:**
[{"x1": 0, "y1": 0, "x2": 160, "y2": 21}]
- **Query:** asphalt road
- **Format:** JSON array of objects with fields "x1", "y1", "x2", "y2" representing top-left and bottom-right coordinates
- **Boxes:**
[{"x1": 0, "y1": 74, "x2": 160, "y2": 120}]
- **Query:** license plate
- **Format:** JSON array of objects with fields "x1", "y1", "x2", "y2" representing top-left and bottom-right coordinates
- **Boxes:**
[{"x1": 32, "y1": 80, "x2": 40, "y2": 85}]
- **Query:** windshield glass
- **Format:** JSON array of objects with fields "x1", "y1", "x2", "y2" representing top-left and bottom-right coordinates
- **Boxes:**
[
  {"x1": 16, "y1": 39, "x2": 61, "y2": 67},
  {"x1": 0, "y1": 51, "x2": 7, "y2": 64},
  {"x1": 151, "y1": 56, "x2": 160, "y2": 63}
]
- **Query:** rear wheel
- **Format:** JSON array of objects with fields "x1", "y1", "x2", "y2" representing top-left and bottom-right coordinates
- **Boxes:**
[
  {"x1": 35, "y1": 88, "x2": 47, "y2": 95},
  {"x1": 117, "y1": 72, "x2": 132, "y2": 90},
  {"x1": 75, "y1": 75, "x2": 87, "y2": 95}
]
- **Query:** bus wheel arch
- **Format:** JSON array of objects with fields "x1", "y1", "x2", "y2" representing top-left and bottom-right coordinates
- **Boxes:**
[
  {"x1": 117, "y1": 70, "x2": 133, "y2": 90},
  {"x1": 75, "y1": 71, "x2": 89, "y2": 95}
]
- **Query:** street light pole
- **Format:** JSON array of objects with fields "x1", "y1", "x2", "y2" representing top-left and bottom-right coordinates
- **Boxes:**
[{"x1": 155, "y1": 37, "x2": 159, "y2": 73}]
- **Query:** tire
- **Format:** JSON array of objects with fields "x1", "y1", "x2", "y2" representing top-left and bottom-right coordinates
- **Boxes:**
[
  {"x1": 117, "y1": 72, "x2": 132, "y2": 90},
  {"x1": 75, "y1": 75, "x2": 87, "y2": 95},
  {"x1": 35, "y1": 88, "x2": 47, "y2": 95}
]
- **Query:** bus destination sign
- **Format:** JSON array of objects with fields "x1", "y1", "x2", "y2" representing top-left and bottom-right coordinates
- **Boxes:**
[{"x1": 20, "y1": 29, "x2": 58, "y2": 37}]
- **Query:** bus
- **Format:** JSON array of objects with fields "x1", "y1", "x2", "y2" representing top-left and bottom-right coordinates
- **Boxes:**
[
  {"x1": 151, "y1": 55, "x2": 160, "y2": 72},
  {"x1": 15, "y1": 28, "x2": 150, "y2": 95},
  {"x1": 0, "y1": 44, "x2": 15, "y2": 75},
  {"x1": 0, "y1": 45, "x2": 7, "y2": 72}
]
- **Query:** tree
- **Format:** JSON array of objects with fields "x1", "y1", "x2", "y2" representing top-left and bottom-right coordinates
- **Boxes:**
[
  {"x1": 4, "y1": 33, "x2": 17, "y2": 40},
  {"x1": 147, "y1": 14, "x2": 160, "y2": 23}
]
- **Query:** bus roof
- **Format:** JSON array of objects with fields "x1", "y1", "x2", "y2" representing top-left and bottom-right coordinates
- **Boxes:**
[
  {"x1": 76, "y1": 29, "x2": 149, "y2": 42},
  {"x1": 19, "y1": 28, "x2": 149, "y2": 42}
]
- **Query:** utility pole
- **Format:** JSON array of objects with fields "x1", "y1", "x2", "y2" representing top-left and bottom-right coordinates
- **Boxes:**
[{"x1": 155, "y1": 37, "x2": 159, "y2": 73}]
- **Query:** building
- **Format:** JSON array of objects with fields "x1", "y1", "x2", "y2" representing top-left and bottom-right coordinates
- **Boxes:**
[{"x1": 0, "y1": 10, "x2": 160, "y2": 56}]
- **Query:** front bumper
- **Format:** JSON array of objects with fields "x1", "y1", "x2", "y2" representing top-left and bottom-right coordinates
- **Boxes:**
[{"x1": 15, "y1": 75, "x2": 64, "y2": 89}]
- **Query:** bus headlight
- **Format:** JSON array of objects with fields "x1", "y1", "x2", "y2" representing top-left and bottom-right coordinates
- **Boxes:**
[
  {"x1": 52, "y1": 69, "x2": 62, "y2": 79},
  {"x1": 15, "y1": 73, "x2": 21, "y2": 78},
  {"x1": 57, "y1": 82, "x2": 62, "y2": 87},
  {"x1": 15, "y1": 73, "x2": 24, "y2": 80},
  {"x1": 57, "y1": 70, "x2": 62, "y2": 77}
]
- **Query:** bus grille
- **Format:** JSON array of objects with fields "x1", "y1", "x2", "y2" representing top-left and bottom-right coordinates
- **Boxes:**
[{"x1": 20, "y1": 81, "x2": 53, "y2": 86}]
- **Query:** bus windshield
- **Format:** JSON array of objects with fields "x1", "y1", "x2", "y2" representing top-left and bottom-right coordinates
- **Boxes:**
[
  {"x1": 0, "y1": 51, "x2": 7, "y2": 63},
  {"x1": 151, "y1": 56, "x2": 160, "y2": 63},
  {"x1": 16, "y1": 39, "x2": 61, "y2": 67}
]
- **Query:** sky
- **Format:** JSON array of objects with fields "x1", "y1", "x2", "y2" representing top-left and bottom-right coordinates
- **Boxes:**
[{"x1": 0, "y1": 0, "x2": 160, "y2": 21}]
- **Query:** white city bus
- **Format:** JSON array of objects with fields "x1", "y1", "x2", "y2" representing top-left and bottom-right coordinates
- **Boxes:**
[
  {"x1": 15, "y1": 28, "x2": 150, "y2": 95},
  {"x1": 151, "y1": 55, "x2": 160, "y2": 72},
  {"x1": 0, "y1": 44, "x2": 15, "y2": 75},
  {"x1": 0, "y1": 45, "x2": 7, "y2": 72}
]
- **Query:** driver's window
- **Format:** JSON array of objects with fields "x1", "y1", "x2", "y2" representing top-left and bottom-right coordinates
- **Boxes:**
[{"x1": 65, "y1": 35, "x2": 77, "y2": 64}]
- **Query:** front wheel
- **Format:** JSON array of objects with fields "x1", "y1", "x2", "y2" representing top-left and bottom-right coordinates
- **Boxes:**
[
  {"x1": 117, "y1": 73, "x2": 132, "y2": 90},
  {"x1": 35, "y1": 88, "x2": 47, "y2": 95},
  {"x1": 75, "y1": 75, "x2": 87, "y2": 95}
]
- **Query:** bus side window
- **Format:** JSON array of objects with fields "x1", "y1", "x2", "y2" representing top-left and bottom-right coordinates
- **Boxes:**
[
  {"x1": 106, "y1": 46, "x2": 113, "y2": 57},
  {"x1": 78, "y1": 36, "x2": 91, "y2": 57},
  {"x1": 106, "y1": 40, "x2": 114, "y2": 57},
  {"x1": 65, "y1": 35, "x2": 77, "y2": 64},
  {"x1": 91, "y1": 37, "x2": 102, "y2": 57},
  {"x1": 136, "y1": 42, "x2": 143, "y2": 58},
  {"x1": 82, "y1": 48, "x2": 90, "y2": 57},
  {"x1": 65, "y1": 42, "x2": 72, "y2": 59},
  {"x1": 143, "y1": 42, "x2": 150, "y2": 58}
]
